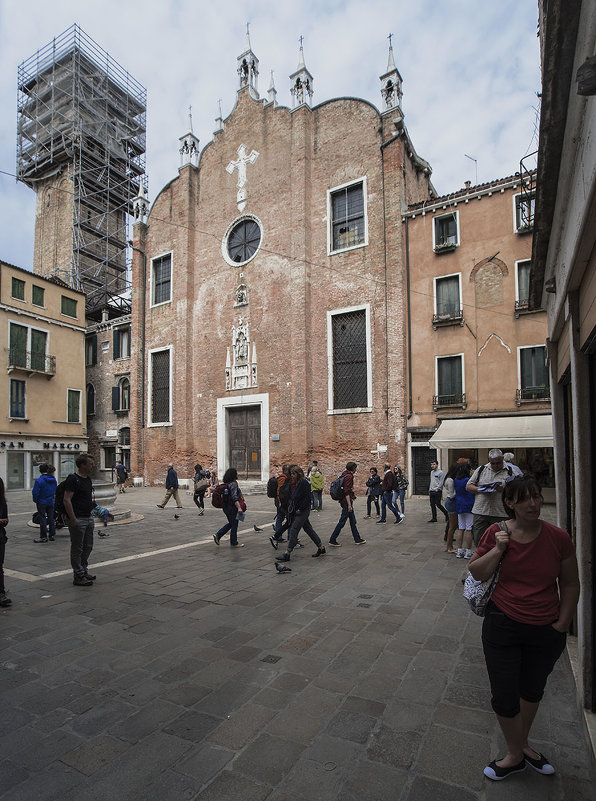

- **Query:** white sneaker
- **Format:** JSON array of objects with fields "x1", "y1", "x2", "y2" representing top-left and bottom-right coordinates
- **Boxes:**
[
  {"x1": 456, "y1": 549, "x2": 465, "y2": 558},
  {"x1": 464, "y1": 549, "x2": 474, "y2": 559}
]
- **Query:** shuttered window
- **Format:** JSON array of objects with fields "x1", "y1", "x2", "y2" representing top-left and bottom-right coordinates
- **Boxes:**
[
  {"x1": 151, "y1": 349, "x2": 171, "y2": 423},
  {"x1": 332, "y1": 310, "x2": 368, "y2": 409}
]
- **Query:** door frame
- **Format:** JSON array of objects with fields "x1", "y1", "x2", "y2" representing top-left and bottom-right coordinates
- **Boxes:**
[{"x1": 217, "y1": 393, "x2": 269, "y2": 481}]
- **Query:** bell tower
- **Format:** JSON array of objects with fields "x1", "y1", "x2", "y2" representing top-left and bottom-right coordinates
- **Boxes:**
[
  {"x1": 290, "y1": 38, "x2": 314, "y2": 108},
  {"x1": 237, "y1": 23, "x2": 259, "y2": 100},
  {"x1": 380, "y1": 34, "x2": 403, "y2": 112}
]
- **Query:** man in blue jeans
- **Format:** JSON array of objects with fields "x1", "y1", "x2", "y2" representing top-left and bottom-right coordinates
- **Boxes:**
[
  {"x1": 376, "y1": 463, "x2": 403, "y2": 525},
  {"x1": 329, "y1": 462, "x2": 366, "y2": 547}
]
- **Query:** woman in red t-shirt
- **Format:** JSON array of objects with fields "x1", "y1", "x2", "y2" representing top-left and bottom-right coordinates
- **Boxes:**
[{"x1": 469, "y1": 475, "x2": 579, "y2": 782}]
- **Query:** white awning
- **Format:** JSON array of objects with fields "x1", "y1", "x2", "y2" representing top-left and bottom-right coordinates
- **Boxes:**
[{"x1": 429, "y1": 415, "x2": 553, "y2": 449}]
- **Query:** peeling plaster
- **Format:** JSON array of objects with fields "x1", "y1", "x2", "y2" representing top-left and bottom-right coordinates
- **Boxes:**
[{"x1": 478, "y1": 332, "x2": 511, "y2": 357}]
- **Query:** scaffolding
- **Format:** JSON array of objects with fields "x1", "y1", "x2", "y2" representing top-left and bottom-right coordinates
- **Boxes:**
[{"x1": 16, "y1": 24, "x2": 146, "y2": 319}]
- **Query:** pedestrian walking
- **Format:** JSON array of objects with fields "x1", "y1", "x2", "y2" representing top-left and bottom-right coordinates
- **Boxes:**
[
  {"x1": 32, "y1": 463, "x2": 57, "y2": 543},
  {"x1": 156, "y1": 463, "x2": 183, "y2": 509},
  {"x1": 192, "y1": 463, "x2": 210, "y2": 515},
  {"x1": 270, "y1": 464, "x2": 291, "y2": 549},
  {"x1": 364, "y1": 467, "x2": 381, "y2": 518},
  {"x1": 329, "y1": 462, "x2": 366, "y2": 546},
  {"x1": 115, "y1": 460, "x2": 128, "y2": 493},
  {"x1": 213, "y1": 467, "x2": 245, "y2": 548},
  {"x1": 275, "y1": 466, "x2": 325, "y2": 562},
  {"x1": 443, "y1": 463, "x2": 458, "y2": 553},
  {"x1": 454, "y1": 462, "x2": 474, "y2": 558},
  {"x1": 377, "y1": 463, "x2": 403, "y2": 525},
  {"x1": 0, "y1": 477, "x2": 11, "y2": 607},
  {"x1": 469, "y1": 476, "x2": 579, "y2": 781},
  {"x1": 393, "y1": 465, "x2": 409, "y2": 516},
  {"x1": 309, "y1": 464, "x2": 324, "y2": 511},
  {"x1": 428, "y1": 460, "x2": 448, "y2": 523},
  {"x1": 63, "y1": 453, "x2": 97, "y2": 587},
  {"x1": 466, "y1": 449, "x2": 513, "y2": 545}
]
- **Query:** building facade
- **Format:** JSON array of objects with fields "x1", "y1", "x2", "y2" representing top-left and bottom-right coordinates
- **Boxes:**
[
  {"x1": 85, "y1": 313, "x2": 132, "y2": 480},
  {"x1": 130, "y1": 40, "x2": 434, "y2": 487},
  {"x1": 0, "y1": 261, "x2": 86, "y2": 489},
  {"x1": 403, "y1": 175, "x2": 553, "y2": 497},
  {"x1": 532, "y1": 0, "x2": 596, "y2": 718}
]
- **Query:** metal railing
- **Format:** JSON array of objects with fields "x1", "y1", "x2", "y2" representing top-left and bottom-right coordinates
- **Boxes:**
[
  {"x1": 433, "y1": 393, "x2": 466, "y2": 410},
  {"x1": 516, "y1": 386, "x2": 550, "y2": 404},
  {"x1": 7, "y1": 347, "x2": 56, "y2": 376}
]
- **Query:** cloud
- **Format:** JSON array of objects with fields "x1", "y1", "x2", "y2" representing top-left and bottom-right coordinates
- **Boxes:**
[{"x1": 0, "y1": 0, "x2": 540, "y2": 269}]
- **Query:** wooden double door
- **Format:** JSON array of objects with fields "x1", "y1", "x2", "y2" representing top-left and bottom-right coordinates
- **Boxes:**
[{"x1": 227, "y1": 405, "x2": 261, "y2": 479}]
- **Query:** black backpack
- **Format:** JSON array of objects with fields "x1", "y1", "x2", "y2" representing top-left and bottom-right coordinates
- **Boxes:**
[
  {"x1": 278, "y1": 478, "x2": 292, "y2": 509},
  {"x1": 329, "y1": 474, "x2": 346, "y2": 501},
  {"x1": 54, "y1": 477, "x2": 69, "y2": 515},
  {"x1": 266, "y1": 476, "x2": 279, "y2": 499}
]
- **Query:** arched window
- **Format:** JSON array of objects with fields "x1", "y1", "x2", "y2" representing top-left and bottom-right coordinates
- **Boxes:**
[
  {"x1": 120, "y1": 378, "x2": 130, "y2": 411},
  {"x1": 86, "y1": 383, "x2": 95, "y2": 415}
]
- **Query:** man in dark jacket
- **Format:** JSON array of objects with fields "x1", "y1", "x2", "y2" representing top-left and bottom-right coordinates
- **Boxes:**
[
  {"x1": 377, "y1": 463, "x2": 403, "y2": 525},
  {"x1": 32, "y1": 463, "x2": 58, "y2": 543},
  {"x1": 329, "y1": 462, "x2": 366, "y2": 547},
  {"x1": 157, "y1": 463, "x2": 183, "y2": 509},
  {"x1": 63, "y1": 454, "x2": 96, "y2": 586}
]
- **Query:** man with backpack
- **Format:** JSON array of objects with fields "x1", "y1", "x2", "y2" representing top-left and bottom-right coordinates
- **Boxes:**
[
  {"x1": 63, "y1": 453, "x2": 97, "y2": 587},
  {"x1": 32, "y1": 463, "x2": 57, "y2": 543},
  {"x1": 329, "y1": 462, "x2": 366, "y2": 547},
  {"x1": 466, "y1": 449, "x2": 513, "y2": 546},
  {"x1": 376, "y1": 463, "x2": 403, "y2": 525}
]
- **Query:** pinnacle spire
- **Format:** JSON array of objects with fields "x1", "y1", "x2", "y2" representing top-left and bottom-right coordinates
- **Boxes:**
[
  {"x1": 290, "y1": 36, "x2": 314, "y2": 108},
  {"x1": 380, "y1": 33, "x2": 403, "y2": 113},
  {"x1": 237, "y1": 23, "x2": 259, "y2": 98}
]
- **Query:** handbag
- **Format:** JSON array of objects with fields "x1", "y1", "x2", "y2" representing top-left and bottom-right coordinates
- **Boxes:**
[{"x1": 463, "y1": 522, "x2": 508, "y2": 617}]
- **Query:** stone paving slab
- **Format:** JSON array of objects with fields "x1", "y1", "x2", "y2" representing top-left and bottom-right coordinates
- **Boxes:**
[{"x1": 0, "y1": 488, "x2": 594, "y2": 800}]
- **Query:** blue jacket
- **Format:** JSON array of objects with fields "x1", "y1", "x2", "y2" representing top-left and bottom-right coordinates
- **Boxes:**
[
  {"x1": 165, "y1": 467, "x2": 179, "y2": 490},
  {"x1": 32, "y1": 474, "x2": 57, "y2": 505}
]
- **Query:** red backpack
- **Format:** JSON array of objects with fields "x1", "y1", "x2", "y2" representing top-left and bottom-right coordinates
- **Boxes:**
[{"x1": 211, "y1": 483, "x2": 228, "y2": 509}]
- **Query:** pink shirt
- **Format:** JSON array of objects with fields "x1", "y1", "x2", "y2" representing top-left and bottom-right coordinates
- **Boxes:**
[{"x1": 476, "y1": 520, "x2": 574, "y2": 625}]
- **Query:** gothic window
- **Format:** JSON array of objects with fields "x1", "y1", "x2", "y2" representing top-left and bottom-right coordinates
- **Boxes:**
[
  {"x1": 226, "y1": 218, "x2": 262, "y2": 264},
  {"x1": 150, "y1": 348, "x2": 171, "y2": 425},
  {"x1": 152, "y1": 254, "x2": 172, "y2": 305},
  {"x1": 86, "y1": 383, "x2": 95, "y2": 416},
  {"x1": 85, "y1": 335, "x2": 97, "y2": 366},
  {"x1": 329, "y1": 180, "x2": 367, "y2": 253},
  {"x1": 329, "y1": 307, "x2": 370, "y2": 411}
]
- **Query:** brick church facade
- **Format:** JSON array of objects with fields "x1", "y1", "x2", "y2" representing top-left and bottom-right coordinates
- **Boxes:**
[{"x1": 130, "y1": 38, "x2": 434, "y2": 485}]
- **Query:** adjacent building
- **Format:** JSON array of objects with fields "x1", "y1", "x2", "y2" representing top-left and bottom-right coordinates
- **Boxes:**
[
  {"x1": 0, "y1": 260, "x2": 86, "y2": 489},
  {"x1": 532, "y1": 0, "x2": 596, "y2": 719},
  {"x1": 403, "y1": 174, "x2": 554, "y2": 498}
]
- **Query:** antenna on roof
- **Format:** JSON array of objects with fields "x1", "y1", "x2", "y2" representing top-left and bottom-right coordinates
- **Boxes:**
[{"x1": 464, "y1": 154, "x2": 478, "y2": 185}]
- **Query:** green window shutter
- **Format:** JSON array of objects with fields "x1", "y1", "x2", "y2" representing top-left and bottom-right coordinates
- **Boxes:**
[
  {"x1": 68, "y1": 390, "x2": 80, "y2": 423},
  {"x1": 92, "y1": 334, "x2": 97, "y2": 365},
  {"x1": 113, "y1": 330, "x2": 120, "y2": 360}
]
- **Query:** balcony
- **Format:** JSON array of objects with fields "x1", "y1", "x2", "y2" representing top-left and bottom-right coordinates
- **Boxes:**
[
  {"x1": 433, "y1": 393, "x2": 467, "y2": 411},
  {"x1": 516, "y1": 386, "x2": 550, "y2": 405},
  {"x1": 7, "y1": 347, "x2": 56, "y2": 377},
  {"x1": 432, "y1": 308, "x2": 464, "y2": 329},
  {"x1": 433, "y1": 241, "x2": 457, "y2": 254}
]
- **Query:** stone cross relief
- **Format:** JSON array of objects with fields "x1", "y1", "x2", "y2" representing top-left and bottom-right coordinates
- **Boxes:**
[{"x1": 226, "y1": 144, "x2": 259, "y2": 211}]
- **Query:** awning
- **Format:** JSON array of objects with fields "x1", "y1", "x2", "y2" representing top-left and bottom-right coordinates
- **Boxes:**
[{"x1": 429, "y1": 415, "x2": 553, "y2": 449}]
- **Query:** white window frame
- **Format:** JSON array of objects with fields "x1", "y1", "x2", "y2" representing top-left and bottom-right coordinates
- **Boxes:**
[
  {"x1": 513, "y1": 191, "x2": 535, "y2": 233},
  {"x1": 221, "y1": 214, "x2": 264, "y2": 268},
  {"x1": 435, "y1": 352, "x2": 465, "y2": 398},
  {"x1": 67, "y1": 388, "x2": 82, "y2": 423},
  {"x1": 517, "y1": 344, "x2": 547, "y2": 390},
  {"x1": 327, "y1": 177, "x2": 368, "y2": 255},
  {"x1": 148, "y1": 344, "x2": 173, "y2": 427},
  {"x1": 8, "y1": 320, "x2": 50, "y2": 362},
  {"x1": 433, "y1": 273, "x2": 462, "y2": 317},
  {"x1": 326, "y1": 303, "x2": 372, "y2": 414},
  {"x1": 432, "y1": 210, "x2": 460, "y2": 250},
  {"x1": 150, "y1": 251, "x2": 173, "y2": 308},
  {"x1": 114, "y1": 326, "x2": 131, "y2": 360},
  {"x1": 515, "y1": 259, "x2": 531, "y2": 303}
]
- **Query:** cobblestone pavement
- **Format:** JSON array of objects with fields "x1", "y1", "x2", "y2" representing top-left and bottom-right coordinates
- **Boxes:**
[{"x1": 1, "y1": 487, "x2": 594, "y2": 800}]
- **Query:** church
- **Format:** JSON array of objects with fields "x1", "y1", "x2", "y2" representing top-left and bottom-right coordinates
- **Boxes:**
[{"x1": 129, "y1": 34, "x2": 435, "y2": 484}]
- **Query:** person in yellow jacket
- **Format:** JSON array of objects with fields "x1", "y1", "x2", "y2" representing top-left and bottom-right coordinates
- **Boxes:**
[{"x1": 308, "y1": 463, "x2": 325, "y2": 511}]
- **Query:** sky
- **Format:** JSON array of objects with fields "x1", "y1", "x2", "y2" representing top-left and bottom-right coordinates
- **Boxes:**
[{"x1": 0, "y1": 0, "x2": 541, "y2": 270}]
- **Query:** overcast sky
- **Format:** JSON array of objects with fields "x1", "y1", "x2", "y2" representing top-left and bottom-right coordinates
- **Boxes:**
[{"x1": 0, "y1": 0, "x2": 540, "y2": 270}]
